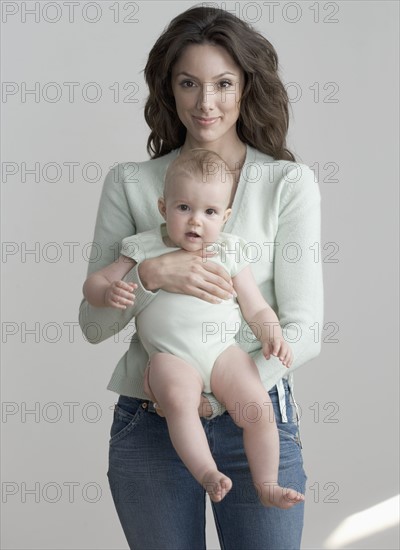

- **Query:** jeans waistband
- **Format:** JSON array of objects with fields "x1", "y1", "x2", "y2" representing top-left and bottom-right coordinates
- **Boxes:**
[
  {"x1": 120, "y1": 378, "x2": 297, "y2": 422},
  {"x1": 139, "y1": 399, "x2": 158, "y2": 414}
]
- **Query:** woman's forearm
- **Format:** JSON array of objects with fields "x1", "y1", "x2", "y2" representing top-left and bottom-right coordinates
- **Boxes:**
[
  {"x1": 79, "y1": 263, "x2": 159, "y2": 344},
  {"x1": 138, "y1": 257, "x2": 162, "y2": 292},
  {"x1": 79, "y1": 163, "x2": 160, "y2": 344}
]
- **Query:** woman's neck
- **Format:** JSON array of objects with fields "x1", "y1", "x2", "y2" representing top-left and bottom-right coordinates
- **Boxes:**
[{"x1": 180, "y1": 139, "x2": 247, "y2": 187}]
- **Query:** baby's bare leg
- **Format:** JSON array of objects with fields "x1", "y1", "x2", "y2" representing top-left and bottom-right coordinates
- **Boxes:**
[
  {"x1": 147, "y1": 352, "x2": 232, "y2": 502},
  {"x1": 210, "y1": 346, "x2": 304, "y2": 509}
]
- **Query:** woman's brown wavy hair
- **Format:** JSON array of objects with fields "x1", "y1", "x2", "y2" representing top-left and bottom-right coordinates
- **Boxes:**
[{"x1": 144, "y1": 5, "x2": 296, "y2": 162}]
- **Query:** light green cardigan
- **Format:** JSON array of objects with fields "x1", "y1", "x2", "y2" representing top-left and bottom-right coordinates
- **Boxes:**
[{"x1": 79, "y1": 144, "x2": 324, "y2": 418}]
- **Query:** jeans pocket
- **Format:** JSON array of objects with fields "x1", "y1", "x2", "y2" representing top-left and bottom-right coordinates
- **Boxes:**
[
  {"x1": 109, "y1": 397, "x2": 144, "y2": 446},
  {"x1": 277, "y1": 419, "x2": 302, "y2": 449}
]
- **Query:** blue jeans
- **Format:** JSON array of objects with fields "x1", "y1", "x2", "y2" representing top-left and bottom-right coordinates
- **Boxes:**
[{"x1": 107, "y1": 379, "x2": 307, "y2": 549}]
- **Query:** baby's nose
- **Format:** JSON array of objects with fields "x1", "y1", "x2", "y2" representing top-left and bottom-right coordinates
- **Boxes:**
[{"x1": 189, "y1": 213, "x2": 201, "y2": 225}]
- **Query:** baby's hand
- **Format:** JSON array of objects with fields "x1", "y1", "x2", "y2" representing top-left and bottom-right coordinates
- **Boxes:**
[
  {"x1": 262, "y1": 338, "x2": 293, "y2": 368},
  {"x1": 104, "y1": 281, "x2": 137, "y2": 310}
]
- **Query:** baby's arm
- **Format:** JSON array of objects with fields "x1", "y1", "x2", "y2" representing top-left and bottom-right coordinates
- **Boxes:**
[
  {"x1": 83, "y1": 255, "x2": 137, "y2": 310},
  {"x1": 233, "y1": 266, "x2": 293, "y2": 368}
]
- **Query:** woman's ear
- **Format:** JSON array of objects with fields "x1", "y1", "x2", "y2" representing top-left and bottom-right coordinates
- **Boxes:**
[
  {"x1": 158, "y1": 197, "x2": 167, "y2": 219},
  {"x1": 223, "y1": 208, "x2": 232, "y2": 223}
]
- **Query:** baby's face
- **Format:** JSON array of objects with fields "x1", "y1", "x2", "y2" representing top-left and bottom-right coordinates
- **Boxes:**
[{"x1": 158, "y1": 173, "x2": 232, "y2": 252}]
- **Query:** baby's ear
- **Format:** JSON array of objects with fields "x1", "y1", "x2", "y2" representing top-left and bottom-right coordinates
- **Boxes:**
[
  {"x1": 223, "y1": 208, "x2": 232, "y2": 223},
  {"x1": 157, "y1": 197, "x2": 167, "y2": 219}
]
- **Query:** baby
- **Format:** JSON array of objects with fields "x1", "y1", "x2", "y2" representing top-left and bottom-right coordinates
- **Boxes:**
[{"x1": 83, "y1": 148, "x2": 305, "y2": 508}]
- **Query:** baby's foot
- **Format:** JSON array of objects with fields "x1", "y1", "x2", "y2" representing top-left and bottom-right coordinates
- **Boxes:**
[
  {"x1": 259, "y1": 483, "x2": 305, "y2": 509},
  {"x1": 202, "y1": 470, "x2": 233, "y2": 503}
]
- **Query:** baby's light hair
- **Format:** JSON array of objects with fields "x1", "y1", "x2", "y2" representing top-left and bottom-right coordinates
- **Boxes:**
[{"x1": 164, "y1": 148, "x2": 235, "y2": 203}]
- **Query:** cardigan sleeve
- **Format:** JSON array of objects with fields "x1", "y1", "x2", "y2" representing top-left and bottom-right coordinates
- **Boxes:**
[
  {"x1": 204, "y1": 168, "x2": 323, "y2": 416},
  {"x1": 253, "y1": 163, "x2": 324, "y2": 390},
  {"x1": 78, "y1": 163, "x2": 159, "y2": 344},
  {"x1": 121, "y1": 233, "x2": 146, "y2": 263}
]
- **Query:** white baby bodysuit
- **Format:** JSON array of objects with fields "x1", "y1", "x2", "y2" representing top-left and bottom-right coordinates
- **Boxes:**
[{"x1": 121, "y1": 223, "x2": 250, "y2": 392}]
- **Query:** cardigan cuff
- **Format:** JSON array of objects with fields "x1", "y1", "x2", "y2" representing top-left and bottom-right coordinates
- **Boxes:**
[
  {"x1": 123, "y1": 263, "x2": 159, "y2": 316},
  {"x1": 253, "y1": 349, "x2": 289, "y2": 391},
  {"x1": 201, "y1": 393, "x2": 226, "y2": 419}
]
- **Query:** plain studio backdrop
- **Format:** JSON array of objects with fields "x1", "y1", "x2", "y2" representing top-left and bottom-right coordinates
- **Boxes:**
[{"x1": 1, "y1": 1, "x2": 399, "y2": 548}]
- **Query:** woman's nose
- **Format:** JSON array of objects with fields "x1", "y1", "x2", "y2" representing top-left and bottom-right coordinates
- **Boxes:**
[{"x1": 197, "y1": 82, "x2": 216, "y2": 111}]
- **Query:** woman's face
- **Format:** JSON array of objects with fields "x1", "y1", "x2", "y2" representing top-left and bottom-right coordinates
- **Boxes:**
[{"x1": 171, "y1": 43, "x2": 244, "y2": 149}]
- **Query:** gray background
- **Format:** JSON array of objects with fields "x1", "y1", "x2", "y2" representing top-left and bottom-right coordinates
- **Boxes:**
[{"x1": 1, "y1": 1, "x2": 399, "y2": 548}]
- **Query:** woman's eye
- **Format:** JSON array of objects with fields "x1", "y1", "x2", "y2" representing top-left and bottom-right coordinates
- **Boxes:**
[
  {"x1": 219, "y1": 80, "x2": 233, "y2": 89},
  {"x1": 178, "y1": 204, "x2": 189, "y2": 211},
  {"x1": 180, "y1": 80, "x2": 195, "y2": 88}
]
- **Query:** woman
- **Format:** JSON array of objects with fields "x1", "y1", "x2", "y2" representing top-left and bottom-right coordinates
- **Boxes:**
[{"x1": 79, "y1": 6, "x2": 323, "y2": 549}]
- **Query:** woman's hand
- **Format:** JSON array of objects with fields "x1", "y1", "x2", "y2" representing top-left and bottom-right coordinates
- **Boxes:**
[{"x1": 138, "y1": 249, "x2": 235, "y2": 304}]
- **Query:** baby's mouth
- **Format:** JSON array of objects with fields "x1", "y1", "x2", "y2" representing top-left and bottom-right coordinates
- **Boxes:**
[{"x1": 186, "y1": 231, "x2": 200, "y2": 238}]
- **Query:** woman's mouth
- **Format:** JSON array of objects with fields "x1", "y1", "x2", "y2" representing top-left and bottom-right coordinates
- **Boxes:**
[{"x1": 193, "y1": 116, "x2": 219, "y2": 126}]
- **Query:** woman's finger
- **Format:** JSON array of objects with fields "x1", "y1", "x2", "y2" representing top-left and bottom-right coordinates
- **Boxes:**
[
  {"x1": 196, "y1": 281, "x2": 234, "y2": 301},
  {"x1": 201, "y1": 273, "x2": 235, "y2": 297},
  {"x1": 189, "y1": 266, "x2": 235, "y2": 299},
  {"x1": 182, "y1": 286, "x2": 223, "y2": 304},
  {"x1": 201, "y1": 258, "x2": 233, "y2": 284},
  {"x1": 151, "y1": 248, "x2": 235, "y2": 301}
]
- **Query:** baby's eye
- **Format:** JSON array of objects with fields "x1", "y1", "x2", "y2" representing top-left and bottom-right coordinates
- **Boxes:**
[
  {"x1": 205, "y1": 208, "x2": 216, "y2": 216},
  {"x1": 178, "y1": 204, "x2": 190, "y2": 211}
]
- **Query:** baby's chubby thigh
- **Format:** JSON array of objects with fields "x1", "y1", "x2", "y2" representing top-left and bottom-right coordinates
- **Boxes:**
[
  {"x1": 210, "y1": 346, "x2": 267, "y2": 421},
  {"x1": 147, "y1": 353, "x2": 205, "y2": 415}
]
